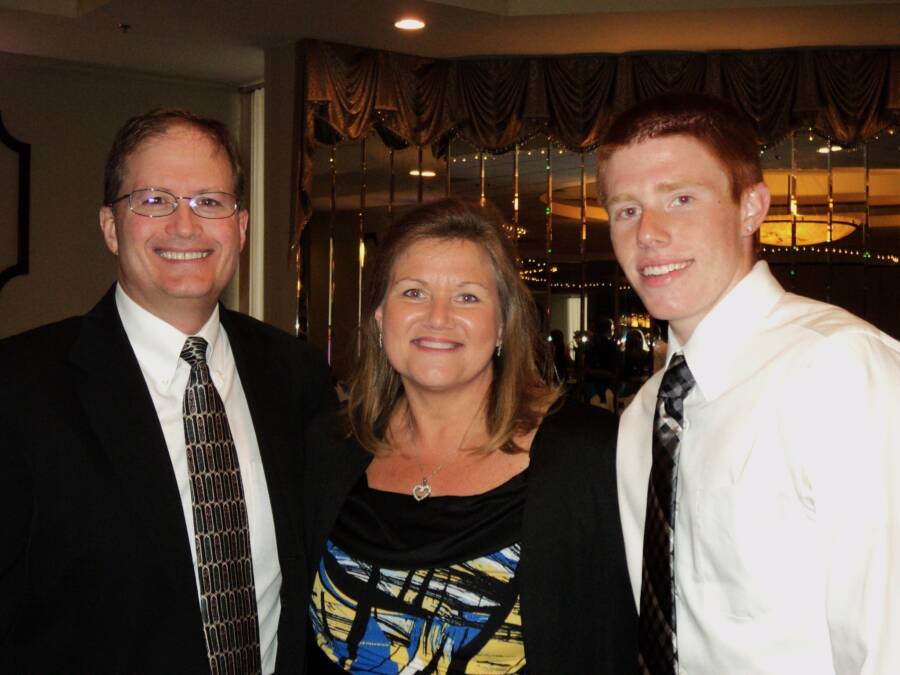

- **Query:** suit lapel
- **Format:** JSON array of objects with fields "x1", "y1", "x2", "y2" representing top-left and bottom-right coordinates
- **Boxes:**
[
  {"x1": 69, "y1": 289, "x2": 202, "y2": 622},
  {"x1": 223, "y1": 311, "x2": 310, "y2": 671},
  {"x1": 221, "y1": 311, "x2": 302, "y2": 561}
]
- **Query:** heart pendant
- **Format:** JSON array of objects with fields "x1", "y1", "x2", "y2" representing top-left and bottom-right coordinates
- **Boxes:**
[{"x1": 412, "y1": 482, "x2": 432, "y2": 501}]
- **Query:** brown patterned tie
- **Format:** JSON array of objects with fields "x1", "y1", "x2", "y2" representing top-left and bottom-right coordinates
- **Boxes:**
[
  {"x1": 181, "y1": 336, "x2": 262, "y2": 675},
  {"x1": 639, "y1": 352, "x2": 696, "y2": 675}
]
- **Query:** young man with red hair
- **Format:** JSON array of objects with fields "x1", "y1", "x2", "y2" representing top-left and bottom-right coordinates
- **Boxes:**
[{"x1": 600, "y1": 93, "x2": 900, "y2": 674}]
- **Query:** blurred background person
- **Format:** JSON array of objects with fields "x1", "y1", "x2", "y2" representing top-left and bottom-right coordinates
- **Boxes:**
[
  {"x1": 548, "y1": 328, "x2": 572, "y2": 384},
  {"x1": 579, "y1": 316, "x2": 618, "y2": 410},
  {"x1": 650, "y1": 321, "x2": 668, "y2": 374}
]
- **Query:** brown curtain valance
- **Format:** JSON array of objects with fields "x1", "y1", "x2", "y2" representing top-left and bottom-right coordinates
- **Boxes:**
[{"x1": 295, "y1": 39, "x2": 900, "y2": 233}]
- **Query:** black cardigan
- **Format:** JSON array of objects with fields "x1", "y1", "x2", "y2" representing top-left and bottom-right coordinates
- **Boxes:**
[{"x1": 303, "y1": 400, "x2": 637, "y2": 674}]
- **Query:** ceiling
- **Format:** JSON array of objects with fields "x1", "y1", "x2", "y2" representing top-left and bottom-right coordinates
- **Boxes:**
[{"x1": 1, "y1": 0, "x2": 900, "y2": 86}]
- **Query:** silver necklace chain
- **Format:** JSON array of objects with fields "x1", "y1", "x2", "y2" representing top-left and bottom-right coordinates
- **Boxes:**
[{"x1": 409, "y1": 404, "x2": 482, "y2": 502}]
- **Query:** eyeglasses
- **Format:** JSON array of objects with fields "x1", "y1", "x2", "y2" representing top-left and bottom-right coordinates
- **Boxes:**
[{"x1": 108, "y1": 187, "x2": 239, "y2": 219}]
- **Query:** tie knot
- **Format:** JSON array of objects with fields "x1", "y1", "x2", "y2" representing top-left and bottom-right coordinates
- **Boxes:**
[
  {"x1": 180, "y1": 336, "x2": 209, "y2": 366},
  {"x1": 658, "y1": 352, "x2": 696, "y2": 401}
]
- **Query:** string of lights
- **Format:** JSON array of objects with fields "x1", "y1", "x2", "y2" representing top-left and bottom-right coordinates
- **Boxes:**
[
  {"x1": 759, "y1": 246, "x2": 899, "y2": 264},
  {"x1": 519, "y1": 258, "x2": 632, "y2": 290}
]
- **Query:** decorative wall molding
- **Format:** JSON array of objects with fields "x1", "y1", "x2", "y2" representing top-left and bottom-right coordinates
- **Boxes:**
[{"x1": 0, "y1": 112, "x2": 31, "y2": 292}]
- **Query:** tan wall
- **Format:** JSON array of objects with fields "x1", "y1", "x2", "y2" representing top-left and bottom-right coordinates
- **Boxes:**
[{"x1": 0, "y1": 52, "x2": 240, "y2": 338}]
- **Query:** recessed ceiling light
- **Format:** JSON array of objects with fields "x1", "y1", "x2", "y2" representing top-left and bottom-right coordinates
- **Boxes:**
[
  {"x1": 409, "y1": 169, "x2": 436, "y2": 177},
  {"x1": 395, "y1": 18, "x2": 425, "y2": 30},
  {"x1": 817, "y1": 144, "x2": 842, "y2": 154}
]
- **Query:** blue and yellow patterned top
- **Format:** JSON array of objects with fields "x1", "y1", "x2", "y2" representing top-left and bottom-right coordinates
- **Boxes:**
[{"x1": 308, "y1": 471, "x2": 528, "y2": 674}]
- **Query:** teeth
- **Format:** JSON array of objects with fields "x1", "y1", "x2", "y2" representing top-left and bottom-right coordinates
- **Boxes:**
[
  {"x1": 416, "y1": 339, "x2": 457, "y2": 350},
  {"x1": 642, "y1": 261, "x2": 691, "y2": 276},
  {"x1": 159, "y1": 250, "x2": 210, "y2": 261}
]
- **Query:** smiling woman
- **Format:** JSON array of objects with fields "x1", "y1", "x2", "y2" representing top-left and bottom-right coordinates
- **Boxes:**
[
  {"x1": 376, "y1": 237, "x2": 502, "y2": 400},
  {"x1": 303, "y1": 197, "x2": 638, "y2": 674},
  {"x1": 351, "y1": 198, "x2": 553, "y2": 458}
]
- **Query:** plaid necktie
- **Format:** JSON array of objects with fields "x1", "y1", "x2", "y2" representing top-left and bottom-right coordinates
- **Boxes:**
[
  {"x1": 639, "y1": 352, "x2": 696, "y2": 675},
  {"x1": 181, "y1": 336, "x2": 262, "y2": 675}
]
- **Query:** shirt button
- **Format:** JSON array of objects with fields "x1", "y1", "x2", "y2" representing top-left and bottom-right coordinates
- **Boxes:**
[{"x1": 682, "y1": 419, "x2": 691, "y2": 430}]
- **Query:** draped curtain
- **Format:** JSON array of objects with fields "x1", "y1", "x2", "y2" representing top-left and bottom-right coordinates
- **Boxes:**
[{"x1": 295, "y1": 39, "x2": 900, "y2": 237}]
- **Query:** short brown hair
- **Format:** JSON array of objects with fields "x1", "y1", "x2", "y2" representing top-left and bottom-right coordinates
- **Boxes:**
[
  {"x1": 347, "y1": 198, "x2": 559, "y2": 456},
  {"x1": 103, "y1": 108, "x2": 244, "y2": 206},
  {"x1": 597, "y1": 93, "x2": 762, "y2": 203}
]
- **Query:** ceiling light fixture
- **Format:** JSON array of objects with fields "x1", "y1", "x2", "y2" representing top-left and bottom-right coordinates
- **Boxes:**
[
  {"x1": 409, "y1": 169, "x2": 436, "y2": 177},
  {"x1": 394, "y1": 18, "x2": 425, "y2": 30},
  {"x1": 760, "y1": 214, "x2": 858, "y2": 246},
  {"x1": 817, "y1": 144, "x2": 843, "y2": 154}
]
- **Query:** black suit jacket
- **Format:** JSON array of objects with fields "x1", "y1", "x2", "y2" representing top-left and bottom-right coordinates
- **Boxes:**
[
  {"x1": 0, "y1": 288, "x2": 333, "y2": 674},
  {"x1": 303, "y1": 400, "x2": 638, "y2": 674}
]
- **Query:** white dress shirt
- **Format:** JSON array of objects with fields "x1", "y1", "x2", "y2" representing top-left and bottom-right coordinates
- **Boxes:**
[
  {"x1": 116, "y1": 286, "x2": 282, "y2": 673},
  {"x1": 618, "y1": 261, "x2": 900, "y2": 675}
]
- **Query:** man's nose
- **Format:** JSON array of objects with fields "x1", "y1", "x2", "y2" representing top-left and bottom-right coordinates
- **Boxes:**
[
  {"x1": 168, "y1": 199, "x2": 200, "y2": 236},
  {"x1": 637, "y1": 208, "x2": 670, "y2": 247}
]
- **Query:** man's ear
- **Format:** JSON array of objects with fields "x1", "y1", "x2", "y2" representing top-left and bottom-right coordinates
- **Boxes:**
[
  {"x1": 99, "y1": 206, "x2": 119, "y2": 255},
  {"x1": 238, "y1": 209, "x2": 249, "y2": 250},
  {"x1": 740, "y1": 182, "x2": 771, "y2": 237}
]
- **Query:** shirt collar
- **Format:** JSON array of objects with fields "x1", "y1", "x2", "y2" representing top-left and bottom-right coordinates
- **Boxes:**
[
  {"x1": 115, "y1": 284, "x2": 223, "y2": 390},
  {"x1": 666, "y1": 260, "x2": 785, "y2": 402}
]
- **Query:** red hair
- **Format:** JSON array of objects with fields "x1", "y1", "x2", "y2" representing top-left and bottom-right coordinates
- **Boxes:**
[{"x1": 597, "y1": 93, "x2": 762, "y2": 203}]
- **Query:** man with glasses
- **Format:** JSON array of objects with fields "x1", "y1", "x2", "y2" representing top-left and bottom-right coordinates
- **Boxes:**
[{"x1": 0, "y1": 109, "x2": 333, "y2": 673}]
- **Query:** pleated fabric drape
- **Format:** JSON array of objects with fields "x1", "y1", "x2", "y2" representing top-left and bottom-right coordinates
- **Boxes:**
[{"x1": 294, "y1": 40, "x2": 900, "y2": 237}]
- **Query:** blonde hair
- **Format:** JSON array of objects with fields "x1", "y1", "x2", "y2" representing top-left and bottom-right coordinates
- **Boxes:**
[{"x1": 346, "y1": 198, "x2": 560, "y2": 455}]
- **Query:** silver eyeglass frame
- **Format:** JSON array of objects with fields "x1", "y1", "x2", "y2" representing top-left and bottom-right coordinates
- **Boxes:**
[{"x1": 106, "y1": 187, "x2": 240, "y2": 219}]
